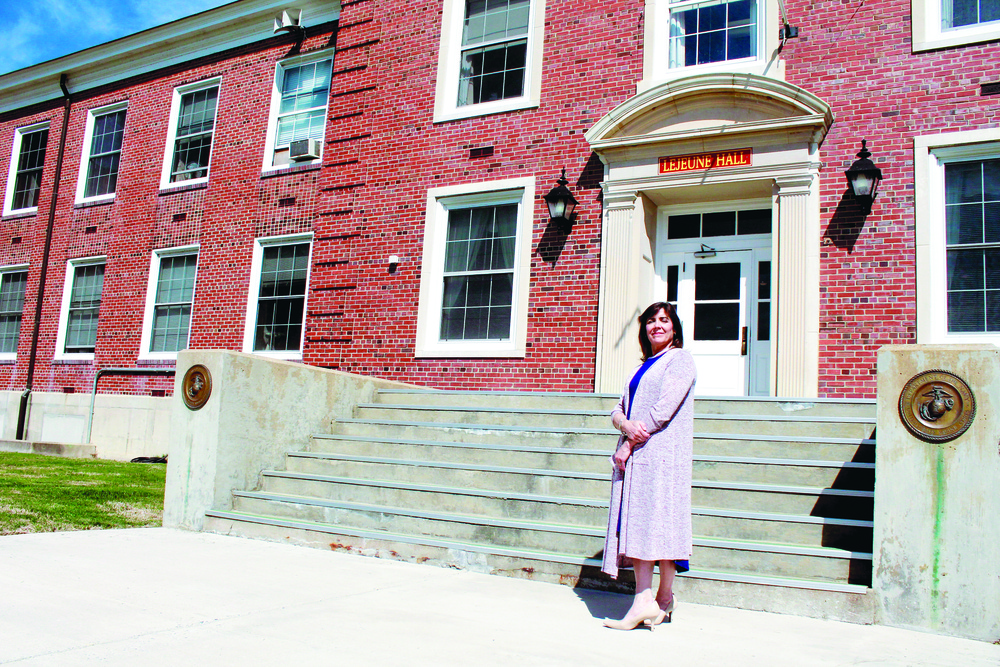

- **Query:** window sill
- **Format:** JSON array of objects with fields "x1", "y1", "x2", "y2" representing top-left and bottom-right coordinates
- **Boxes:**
[
  {"x1": 158, "y1": 181, "x2": 208, "y2": 196},
  {"x1": 73, "y1": 198, "x2": 114, "y2": 210},
  {"x1": 0, "y1": 355, "x2": 15, "y2": 364},
  {"x1": 415, "y1": 344, "x2": 526, "y2": 359},
  {"x1": 136, "y1": 357, "x2": 179, "y2": 366},
  {"x1": 52, "y1": 356, "x2": 95, "y2": 364},
  {"x1": 261, "y1": 163, "x2": 322, "y2": 179},
  {"x1": 2, "y1": 208, "x2": 38, "y2": 220},
  {"x1": 433, "y1": 97, "x2": 539, "y2": 125}
]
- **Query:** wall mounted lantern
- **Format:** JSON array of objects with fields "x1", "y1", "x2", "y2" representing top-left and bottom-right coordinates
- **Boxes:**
[
  {"x1": 844, "y1": 140, "x2": 883, "y2": 215},
  {"x1": 544, "y1": 168, "x2": 579, "y2": 229}
]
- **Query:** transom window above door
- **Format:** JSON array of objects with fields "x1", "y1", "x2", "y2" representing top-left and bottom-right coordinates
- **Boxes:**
[{"x1": 667, "y1": 208, "x2": 771, "y2": 239}]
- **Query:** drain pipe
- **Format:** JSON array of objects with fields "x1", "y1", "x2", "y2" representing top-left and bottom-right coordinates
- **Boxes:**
[{"x1": 17, "y1": 73, "x2": 72, "y2": 440}]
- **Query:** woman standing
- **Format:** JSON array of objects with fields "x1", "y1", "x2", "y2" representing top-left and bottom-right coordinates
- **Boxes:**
[{"x1": 602, "y1": 301, "x2": 696, "y2": 630}]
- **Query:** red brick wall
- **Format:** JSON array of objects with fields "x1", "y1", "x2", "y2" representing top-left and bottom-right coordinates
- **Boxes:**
[{"x1": 784, "y1": 0, "x2": 1000, "y2": 397}]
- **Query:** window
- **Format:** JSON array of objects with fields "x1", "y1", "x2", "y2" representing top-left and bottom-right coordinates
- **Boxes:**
[
  {"x1": 433, "y1": 0, "x2": 546, "y2": 122},
  {"x1": 161, "y1": 81, "x2": 219, "y2": 187},
  {"x1": 641, "y1": 0, "x2": 777, "y2": 89},
  {"x1": 416, "y1": 178, "x2": 534, "y2": 357},
  {"x1": 914, "y1": 130, "x2": 1000, "y2": 343},
  {"x1": 3, "y1": 124, "x2": 49, "y2": 215},
  {"x1": 75, "y1": 103, "x2": 127, "y2": 202},
  {"x1": 943, "y1": 158, "x2": 1000, "y2": 333},
  {"x1": 56, "y1": 258, "x2": 105, "y2": 358},
  {"x1": 243, "y1": 234, "x2": 312, "y2": 358},
  {"x1": 140, "y1": 248, "x2": 198, "y2": 359},
  {"x1": 668, "y1": 0, "x2": 757, "y2": 69},
  {"x1": 263, "y1": 55, "x2": 333, "y2": 170},
  {"x1": 913, "y1": 0, "x2": 1000, "y2": 51},
  {"x1": 0, "y1": 267, "x2": 28, "y2": 358}
]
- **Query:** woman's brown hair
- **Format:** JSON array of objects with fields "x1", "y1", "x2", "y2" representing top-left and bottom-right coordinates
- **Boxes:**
[{"x1": 637, "y1": 301, "x2": 684, "y2": 360}]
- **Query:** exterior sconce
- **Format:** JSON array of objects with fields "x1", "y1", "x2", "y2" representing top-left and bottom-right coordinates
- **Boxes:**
[
  {"x1": 544, "y1": 168, "x2": 579, "y2": 229},
  {"x1": 844, "y1": 140, "x2": 883, "y2": 215}
]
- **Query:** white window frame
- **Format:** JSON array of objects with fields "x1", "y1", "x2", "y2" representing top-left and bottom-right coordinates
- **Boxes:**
[
  {"x1": 74, "y1": 102, "x2": 128, "y2": 204},
  {"x1": 139, "y1": 245, "x2": 200, "y2": 361},
  {"x1": 242, "y1": 232, "x2": 313, "y2": 360},
  {"x1": 913, "y1": 0, "x2": 1000, "y2": 51},
  {"x1": 416, "y1": 177, "x2": 534, "y2": 357},
  {"x1": 0, "y1": 264, "x2": 29, "y2": 361},
  {"x1": 915, "y1": 128, "x2": 1000, "y2": 345},
  {"x1": 55, "y1": 256, "x2": 106, "y2": 361},
  {"x1": 641, "y1": 0, "x2": 781, "y2": 91},
  {"x1": 261, "y1": 51, "x2": 334, "y2": 172},
  {"x1": 432, "y1": 0, "x2": 546, "y2": 123},
  {"x1": 3, "y1": 122, "x2": 50, "y2": 216},
  {"x1": 159, "y1": 79, "x2": 221, "y2": 190}
]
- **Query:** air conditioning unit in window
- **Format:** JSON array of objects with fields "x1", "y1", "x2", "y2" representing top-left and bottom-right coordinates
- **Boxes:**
[{"x1": 289, "y1": 138, "x2": 321, "y2": 161}]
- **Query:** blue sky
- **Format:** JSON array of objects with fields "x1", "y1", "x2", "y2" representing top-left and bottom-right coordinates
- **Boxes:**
[{"x1": 0, "y1": 0, "x2": 232, "y2": 76}]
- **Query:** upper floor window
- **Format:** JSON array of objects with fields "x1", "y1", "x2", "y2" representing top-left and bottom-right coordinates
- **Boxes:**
[
  {"x1": 264, "y1": 55, "x2": 333, "y2": 170},
  {"x1": 0, "y1": 267, "x2": 28, "y2": 358},
  {"x1": 668, "y1": 0, "x2": 757, "y2": 68},
  {"x1": 433, "y1": 0, "x2": 545, "y2": 122},
  {"x1": 75, "y1": 103, "x2": 127, "y2": 203},
  {"x1": 944, "y1": 0, "x2": 1000, "y2": 28},
  {"x1": 913, "y1": 0, "x2": 1000, "y2": 50},
  {"x1": 243, "y1": 234, "x2": 312, "y2": 358},
  {"x1": 458, "y1": 0, "x2": 530, "y2": 107},
  {"x1": 3, "y1": 123, "x2": 49, "y2": 216},
  {"x1": 162, "y1": 81, "x2": 219, "y2": 187}
]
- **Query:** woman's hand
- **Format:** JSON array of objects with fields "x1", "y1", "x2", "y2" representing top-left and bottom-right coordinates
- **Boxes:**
[
  {"x1": 613, "y1": 441, "x2": 632, "y2": 472},
  {"x1": 620, "y1": 419, "x2": 650, "y2": 445}
]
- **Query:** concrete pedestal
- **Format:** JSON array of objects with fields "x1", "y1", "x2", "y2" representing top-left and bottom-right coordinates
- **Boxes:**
[{"x1": 875, "y1": 345, "x2": 1000, "y2": 641}]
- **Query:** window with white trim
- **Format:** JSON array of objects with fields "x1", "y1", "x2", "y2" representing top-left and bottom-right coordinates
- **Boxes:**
[
  {"x1": 75, "y1": 103, "x2": 127, "y2": 203},
  {"x1": 56, "y1": 257, "x2": 105, "y2": 357},
  {"x1": 243, "y1": 234, "x2": 312, "y2": 358},
  {"x1": 263, "y1": 55, "x2": 333, "y2": 170},
  {"x1": 3, "y1": 123, "x2": 49, "y2": 216},
  {"x1": 433, "y1": 0, "x2": 546, "y2": 122},
  {"x1": 140, "y1": 248, "x2": 198, "y2": 358},
  {"x1": 642, "y1": 0, "x2": 777, "y2": 88},
  {"x1": 416, "y1": 178, "x2": 534, "y2": 357},
  {"x1": 161, "y1": 81, "x2": 219, "y2": 187},
  {"x1": 913, "y1": 0, "x2": 1000, "y2": 51},
  {"x1": 942, "y1": 157, "x2": 1000, "y2": 333},
  {"x1": 0, "y1": 267, "x2": 28, "y2": 358},
  {"x1": 914, "y1": 131, "x2": 1000, "y2": 344}
]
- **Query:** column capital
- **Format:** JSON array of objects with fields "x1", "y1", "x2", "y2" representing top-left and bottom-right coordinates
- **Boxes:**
[
  {"x1": 774, "y1": 174, "x2": 814, "y2": 196},
  {"x1": 602, "y1": 189, "x2": 638, "y2": 211}
]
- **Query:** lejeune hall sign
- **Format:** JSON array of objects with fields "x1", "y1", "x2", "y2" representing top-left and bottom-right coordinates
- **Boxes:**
[{"x1": 659, "y1": 148, "x2": 753, "y2": 173}]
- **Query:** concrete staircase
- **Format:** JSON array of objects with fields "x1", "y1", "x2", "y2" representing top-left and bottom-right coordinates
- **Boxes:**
[{"x1": 205, "y1": 389, "x2": 876, "y2": 622}]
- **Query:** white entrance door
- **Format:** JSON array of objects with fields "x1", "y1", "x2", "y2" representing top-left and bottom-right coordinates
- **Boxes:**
[{"x1": 660, "y1": 250, "x2": 771, "y2": 396}]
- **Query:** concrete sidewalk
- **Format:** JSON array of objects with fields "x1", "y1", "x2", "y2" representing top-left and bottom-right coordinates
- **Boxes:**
[{"x1": 1, "y1": 529, "x2": 996, "y2": 666}]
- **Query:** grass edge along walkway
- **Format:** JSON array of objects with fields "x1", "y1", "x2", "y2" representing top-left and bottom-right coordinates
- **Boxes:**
[{"x1": 0, "y1": 452, "x2": 166, "y2": 535}]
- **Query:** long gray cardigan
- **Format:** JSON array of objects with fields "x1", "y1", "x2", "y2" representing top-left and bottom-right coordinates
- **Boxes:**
[{"x1": 601, "y1": 347, "x2": 697, "y2": 578}]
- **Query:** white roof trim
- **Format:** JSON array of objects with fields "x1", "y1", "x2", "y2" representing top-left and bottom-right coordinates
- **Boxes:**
[{"x1": 0, "y1": 0, "x2": 341, "y2": 115}]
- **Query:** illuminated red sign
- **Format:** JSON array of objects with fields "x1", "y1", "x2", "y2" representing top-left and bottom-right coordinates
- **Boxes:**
[{"x1": 659, "y1": 148, "x2": 753, "y2": 173}]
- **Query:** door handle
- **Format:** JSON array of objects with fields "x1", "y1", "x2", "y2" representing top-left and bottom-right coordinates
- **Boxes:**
[{"x1": 741, "y1": 326, "x2": 748, "y2": 356}]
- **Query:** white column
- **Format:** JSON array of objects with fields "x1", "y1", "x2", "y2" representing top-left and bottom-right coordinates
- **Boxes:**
[
  {"x1": 774, "y1": 175, "x2": 819, "y2": 397},
  {"x1": 595, "y1": 191, "x2": 640, "y2": 393}
]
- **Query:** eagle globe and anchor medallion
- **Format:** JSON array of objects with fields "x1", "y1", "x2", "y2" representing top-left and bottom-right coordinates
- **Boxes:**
[
  {"x1": 898, "y1": 369, "x2": 976, "y2": 443},
  {"x1": 182, "y1": 364, "x2": 213, "y2": 411}
]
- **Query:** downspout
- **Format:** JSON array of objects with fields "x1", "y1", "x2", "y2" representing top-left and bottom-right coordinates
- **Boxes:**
[{"x1": 16, "y1": 73, "x2": 71, "y2": 440}]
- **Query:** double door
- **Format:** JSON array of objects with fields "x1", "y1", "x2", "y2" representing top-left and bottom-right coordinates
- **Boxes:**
[{"x1": 659, "y1": 249, "x2": 771, "y2": 396}]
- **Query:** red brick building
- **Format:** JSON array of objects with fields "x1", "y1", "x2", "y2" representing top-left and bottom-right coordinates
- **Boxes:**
[{"x1": 0, "y1": 0, "x2": 997, "y2": 442}]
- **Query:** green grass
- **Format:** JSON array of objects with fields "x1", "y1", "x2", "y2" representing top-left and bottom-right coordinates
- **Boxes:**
[{"x1": 0, "y1": 452, "x2": 166, "y2": 535}]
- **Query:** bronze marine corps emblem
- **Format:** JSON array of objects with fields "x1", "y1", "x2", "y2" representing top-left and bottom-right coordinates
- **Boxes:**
[{"x1": 898, "y1": 370, "x2": 975, "y2": 443}]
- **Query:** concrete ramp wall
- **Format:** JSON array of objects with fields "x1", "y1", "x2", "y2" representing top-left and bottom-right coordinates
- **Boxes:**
[{"x1": 163, "y1": 350, "x2": 413, "y2": 531}]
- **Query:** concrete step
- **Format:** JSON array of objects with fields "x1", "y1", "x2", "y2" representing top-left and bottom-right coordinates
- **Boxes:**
[
  {"x1": 313, "y1": 431, "x2": 874, "y2": 465},
  {"x1": 203, "y1": 509, "x2": 875, "y2": 624},
  {"x1": 692, "y1": 508, "x2": 873, "y2": 552},
  {"x1": 373, "y1": 389, "x2": 876, "y2": 419},
  {"x1": 230, "y1": 491, "x2": 870, "y2": 584},
  {"x1": 350, "y1": 407, "x2": 876, "y2": 439},
  {"x1": 293, "y1": 448, "x2": 873, "y2": 491}
]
